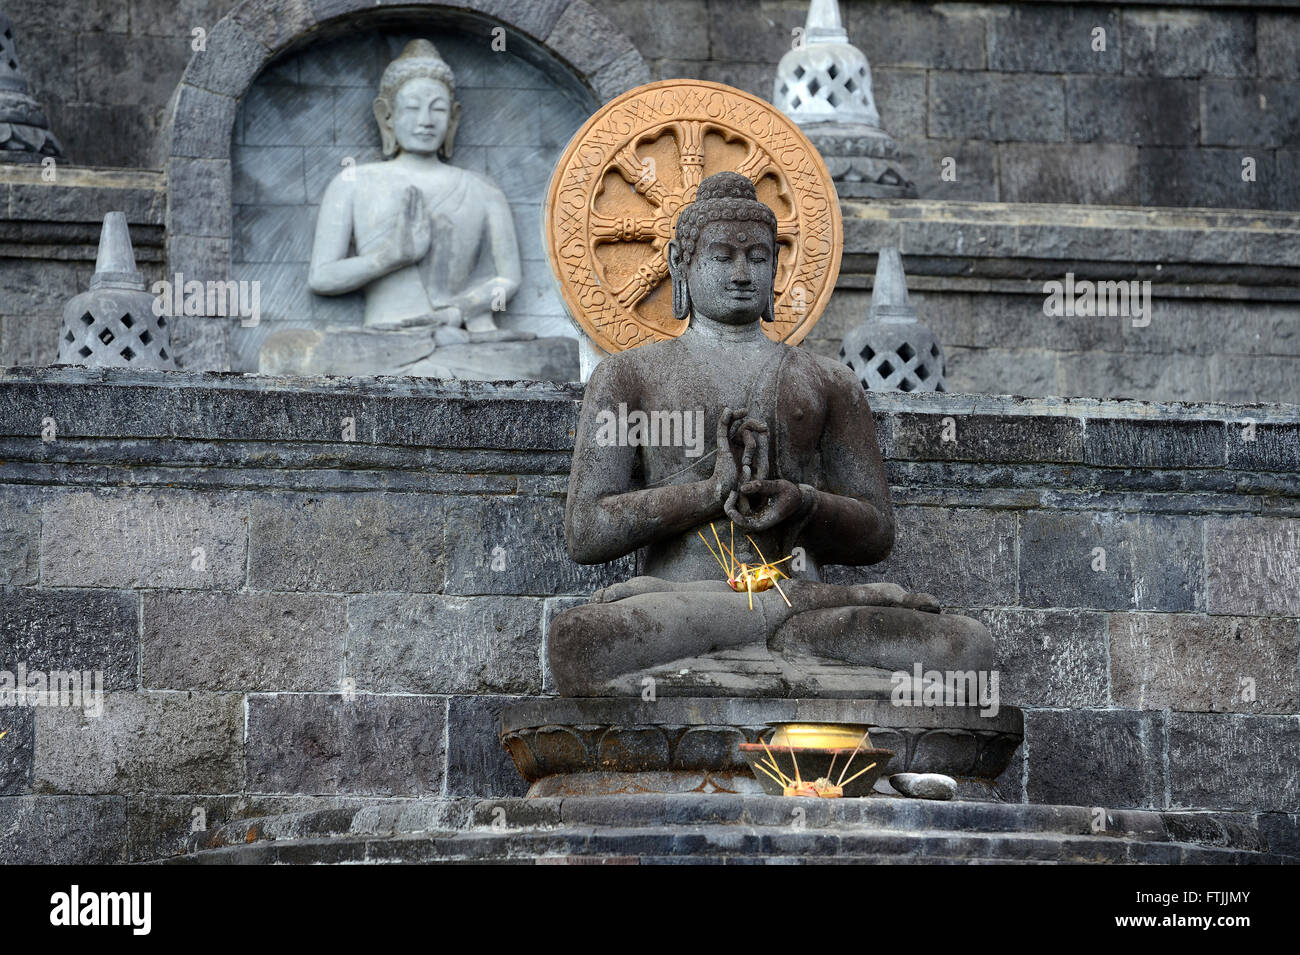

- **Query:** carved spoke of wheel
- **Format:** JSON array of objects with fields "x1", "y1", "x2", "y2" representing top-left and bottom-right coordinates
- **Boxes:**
[
  {"x1": 672, "y1": 120, "x2": 706, "y2": 197},
  {"x1": 735, "y1": 145, "x2": 778, "y2": 184},
  {"x1": 776, "y1": 217, "x2": 798, "y2": 245},
  {"x1": 610, "y1": 144, "x2": 674, "y2": 211},
  {"x1": 590, "y1": 213, "x2": 669, "y2": 246},
  {"x1": 614, "y1": 247, "x2": 671, "y2": 310}
]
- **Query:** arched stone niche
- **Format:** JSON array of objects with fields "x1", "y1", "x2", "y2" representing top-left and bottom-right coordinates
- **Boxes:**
[{"x1": 161, "y1": 0, "x2": 650, "y2": 372}]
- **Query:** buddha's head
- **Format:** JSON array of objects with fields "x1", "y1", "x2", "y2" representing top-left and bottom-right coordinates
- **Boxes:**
[
  {"x1": 374, "y1": 39, "x2": 460, "y2": 160},
  {"x1": 667, "y1": 171, "x2": 777, "y2": 327}
]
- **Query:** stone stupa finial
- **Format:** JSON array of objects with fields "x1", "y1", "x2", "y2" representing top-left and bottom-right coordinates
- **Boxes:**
[
  {"x1": 840, "y1": 248, "x2": 946, "y2": 393},
  {"x1": 90, "y1": 212, "x2": 145, "y2": 290},
  {"x1": 773, "y1": 0, "x2": 914, "y2": 198},
  {"x1": 57, "y1": 213, "x2": 176, "y2": 370},
  {"x1": 0, "y1": 13, "x2": 62, "y2": 163},
  {"x1": 870, "y1": 246, "x2": 912, "y2": 317},
  {"x1": 805, "y1": 0, "x2": 845, "y2": 40}
]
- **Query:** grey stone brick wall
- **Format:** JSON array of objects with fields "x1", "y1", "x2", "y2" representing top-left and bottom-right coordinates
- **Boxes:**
[
  {"x1": 812, "y1": 288, "x2": 1300, "y2": 404},
  {"x1": 606, "y1": 0, "x2": 1300, "y2": 210},
  {"x1": 2, "y1": 0, "x2": 1297, "y2": 209},
  {"x1": 0, "y1": 369, "x2": 1295, "y2": 861},
  {"x1": 818, "y1": 198, "x2": 1300, "y2": 404}
]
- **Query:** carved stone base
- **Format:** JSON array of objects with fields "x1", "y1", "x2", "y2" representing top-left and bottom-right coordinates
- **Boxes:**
[
  {"x1": 802, "y1": 122, "x2": 917, "y2": 199},
  {"x1": 257, "y1": 326, "x2": 579, "y2": 382},
  {"x1": 500, "y1": 697, "x2": 1022, "y2": 797},
  {"x1": 528, "y1": 770, "x2": 765, "y2": 797},
  {"x1": 172, "y1": 795, "x2": 1296, "y2": 864}
]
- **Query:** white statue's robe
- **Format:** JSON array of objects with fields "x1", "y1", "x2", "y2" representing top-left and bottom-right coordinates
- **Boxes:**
[{"x1": 316, "y1": 160, "x2": 519, "y2": 329}]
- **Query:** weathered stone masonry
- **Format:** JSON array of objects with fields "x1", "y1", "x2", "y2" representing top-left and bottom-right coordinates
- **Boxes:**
[
  {"x1": 0, "y1": 368, "x2": 1295, "y2": 862},
  {"x1": 3, "y1": 0, "x2": 1299, "y2": 401},
  {"x1": 7, "y1": 0, "x2": 1299, "y2": 211}
]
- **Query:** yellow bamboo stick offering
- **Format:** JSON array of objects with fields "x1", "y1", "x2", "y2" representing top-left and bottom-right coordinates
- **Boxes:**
[
  {"x1": 752, "y1": 760, "x2": 788, "y2": 788},
  {"x1": 838, "y1": 761, "x2": 879, "y2": 788},
  {"x1": 760, "y1": 738, "x2": 792, "y2": 786},
  {"x1": 836, "y1": 730, "x2": 873, "y2": 787},
  {"x1": 696, "y1": 521, "x2": 797, "y2": 611}
]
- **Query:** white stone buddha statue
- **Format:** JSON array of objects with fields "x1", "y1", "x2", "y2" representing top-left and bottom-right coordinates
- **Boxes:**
[{"x1": 308, "y1": 39, "x2": 524, "y2": 345}]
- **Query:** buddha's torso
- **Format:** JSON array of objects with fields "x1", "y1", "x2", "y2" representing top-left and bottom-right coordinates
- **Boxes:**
[
  {"x1": 609, "y1": 333, "x2": 834, "y2": 581},
  {"x1": 348, "y1": 161, "x2": 498, "y2": 326}
]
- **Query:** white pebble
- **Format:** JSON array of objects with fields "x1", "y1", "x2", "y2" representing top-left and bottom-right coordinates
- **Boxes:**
[{"x1": 890, "y1": 772, "x2": 957, "y2": 800}]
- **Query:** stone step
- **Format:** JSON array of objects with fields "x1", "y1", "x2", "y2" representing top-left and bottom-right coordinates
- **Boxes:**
[
  {"x1": 169, "y1": 824, "x2": 1282, "y2": 866},
  {"x1": 171, "y1": 795, "x2": 1295, "y2": 864}
]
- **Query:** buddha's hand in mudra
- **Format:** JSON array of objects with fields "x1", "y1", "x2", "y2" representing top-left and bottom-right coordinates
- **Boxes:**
[
  {"x1": 711, "y1": 408, "x2": 769, "y2": 508},
  {"x1": 375, "y1": 185, "x2": 433, "y2": 272},
  {"x1": 726, "y1": 479, "x2": 804, "y2": 532}
]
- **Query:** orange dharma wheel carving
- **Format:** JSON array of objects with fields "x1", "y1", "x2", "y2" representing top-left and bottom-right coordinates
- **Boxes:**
[{"x1": 545, "y1": 79, "x2": 842, "y2": 355}]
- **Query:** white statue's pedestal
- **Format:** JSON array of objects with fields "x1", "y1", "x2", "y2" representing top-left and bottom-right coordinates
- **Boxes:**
[{"x1": 257, "y1": 326, "x2": 579, "y2": 382}]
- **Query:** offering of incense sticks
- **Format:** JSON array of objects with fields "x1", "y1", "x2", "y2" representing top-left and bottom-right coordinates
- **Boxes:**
[{"x1": 697, "y1": 521, "x2": 794, "y2": 610}]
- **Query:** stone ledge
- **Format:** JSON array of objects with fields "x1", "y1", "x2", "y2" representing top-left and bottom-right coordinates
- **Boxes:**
[
  {"x1": 841, "y1": 198, "x2": 1300, "y2": 297},
  {"x1": 0, "y1": 167, "x2": 165, "y2": 261},
  {"x1": 1, "y1": 366, "x2": 1294, "y2": 429},
  {"x1": 0, "y1": 371, "x2": 1293, "y2": 496},
  {"x1": 165, "y1": 795, "x2": 1300, "y2": 864}
]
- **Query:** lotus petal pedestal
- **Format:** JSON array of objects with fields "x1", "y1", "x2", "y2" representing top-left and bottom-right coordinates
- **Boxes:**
[{"x1": 500, "y1": 697, "x2": 1022, "y2": 799}]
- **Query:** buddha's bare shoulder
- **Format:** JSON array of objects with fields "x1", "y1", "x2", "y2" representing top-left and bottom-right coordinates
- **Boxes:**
[
  {"x1": 592, "y1": 342, "x2": 660, "y2": 374},
  {"x1": 317, "y1": 161, "x2": 395, "y2": 201},
  {"x1": 785, "y1": 344, "x2": 871, "y2": 405},
  {"x1": 588, "y1": 336, "x2": 687, "y2": 386}
]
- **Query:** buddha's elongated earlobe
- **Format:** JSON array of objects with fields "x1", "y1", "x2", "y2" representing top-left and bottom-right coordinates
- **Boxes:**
[
  {"x1": 673, "y1": 275, "x2": 692, "y2": 321},
  {"x1": 374, "y1": 97, "x2": 396, "y2": 157},
  {"x1": 440, "y1": 100, "x2": 461, "y2": 160},
  {"x1": 761, "y1": 263, "x2": 776, "y2": 322},
  {"x1": 667, "y1": 240, "x2": 691, "y2": 321}
]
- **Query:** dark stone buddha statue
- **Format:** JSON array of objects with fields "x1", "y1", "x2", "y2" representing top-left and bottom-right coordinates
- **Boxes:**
[{"x1": 549, "y1": 172, "x2": 991, "y2": 697}]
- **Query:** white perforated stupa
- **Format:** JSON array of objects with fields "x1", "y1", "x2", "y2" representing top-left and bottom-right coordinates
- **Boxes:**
[
  {"x1": 774, "y1": 0, "x2": 881, "y2": 129},
  {"x1": 772, "y1": 1, "x2": 915, "y2": 199}
]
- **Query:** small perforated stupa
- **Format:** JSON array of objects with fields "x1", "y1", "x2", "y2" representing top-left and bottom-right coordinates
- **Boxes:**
[
  {"x1": 57, "y1": 212, "x2": 176, "y2": 370},
  {"x1": 773, "y1": 0, "x2": 915, "y2": 198},
  {"x1": 840, "y1": 248, "x2": 946, "y2": 393},
  {"x1": 0, "y1": 13, "x2": 62, "y2": 162}
]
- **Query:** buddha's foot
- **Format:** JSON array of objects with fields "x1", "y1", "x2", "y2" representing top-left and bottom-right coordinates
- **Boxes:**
[
  {"x1": 433, "y1": 326, "x2": 471, "y2": 346},
  {"x1": 590, "y1": 576, "x2": 729, "y2": 603},
  {"x1": 846, "y1": 582, "x2": 941, "y2": 613}
]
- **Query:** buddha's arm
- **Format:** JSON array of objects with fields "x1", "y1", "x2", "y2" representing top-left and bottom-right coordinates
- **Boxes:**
[
  {"x1": 801, "y1": 365, "x2": 896, "y2": 566},
  {"x1": 565, "y1": 362, "x2": 731, "y2": 565},
  {"x1": 446, "y1": 194, "x2": 522, "y2": 314},
  {"x1": 307, "y1": 177, "x2": 402, "y2": 295}
]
